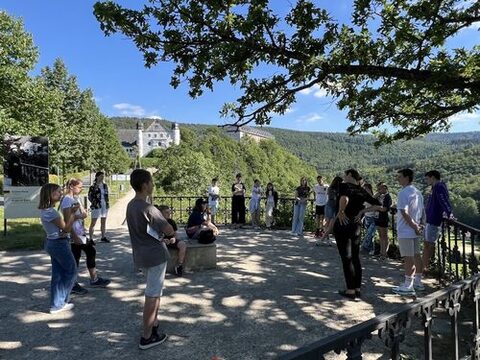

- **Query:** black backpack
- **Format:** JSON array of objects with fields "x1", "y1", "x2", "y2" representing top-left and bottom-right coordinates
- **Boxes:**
[{"x1": 198, "y1": 229, "x2": 216, "y2": 244}]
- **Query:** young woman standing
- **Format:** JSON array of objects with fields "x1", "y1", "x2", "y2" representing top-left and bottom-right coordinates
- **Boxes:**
[
  {"x1": 88, "y1": 171, "x2": 110, "y2": 243},
  {"x1": 39, "y1": 183, "x2": 79, "y2": 313},
  {"x1": 291, "y1": 177, "x2": 311, "y2": 236},
  {"x1": 62, "y1": 179, "x2": 110, "y2": 293}
]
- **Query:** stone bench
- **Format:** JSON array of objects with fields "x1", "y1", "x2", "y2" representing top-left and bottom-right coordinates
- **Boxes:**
[{"x1": 167, "y1": 240, "x2": 217, "y2": 273}]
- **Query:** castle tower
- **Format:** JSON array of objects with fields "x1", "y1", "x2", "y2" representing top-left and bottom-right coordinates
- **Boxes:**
[
  {"x1": 172, "y1": 123, "x2": 180, "y2": 146},
  {"x1": 136, "y1": 121, "x2": 144, "y2": 157}
]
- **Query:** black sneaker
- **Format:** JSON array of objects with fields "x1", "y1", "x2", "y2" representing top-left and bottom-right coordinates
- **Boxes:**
[
  {"x1": 139, "y1": 332, "x2": 167, "y2": 350},
  {"x1": 71, "y1": 283, "x2": 88, "y2": 295},
  {"x1": 100, "y1": 237, "x2": 110, "y2": 243},
  {"x1": 90, "y1": 277, "x2": 111, "y2": 287},
  {"x1": 174, "y1": 264, "x2": 184, "y2": 277}
]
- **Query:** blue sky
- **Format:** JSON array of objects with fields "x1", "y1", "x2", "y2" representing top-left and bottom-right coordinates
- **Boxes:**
[{"x1": 2, "y1": 0, "x2": 479, "y2": 133}]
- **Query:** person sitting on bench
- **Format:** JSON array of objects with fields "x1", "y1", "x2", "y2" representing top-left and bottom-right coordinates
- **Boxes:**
[
  {"x1": 186, "y1": 198, "x2": 219, "y2": 243},
  {"x1": 156, "y1": 205, "x2": 187, "y2": 277}
]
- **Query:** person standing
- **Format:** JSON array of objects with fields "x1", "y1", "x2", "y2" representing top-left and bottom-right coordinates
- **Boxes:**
[
  {"x1": 375, "y1": 182, "x2": 393, "y2": 259},
  {"x1": 249, "y1": 179, "x2": 263, "y2": 229},
  {"x1": 313, "y1": 175, "x2": 329, "y2": 238},
  {"x1": 126, "y1": 169, "x2": 176, "y2": 349},
  {"x1": 421, "y1": 170, "x2": 453, "y2": 279},
  {"x1": 39, "y1": 183, "x2": 79, "y2": 314},
  {"x1": 207, "y1": 177, "x2": 220, "y2": 224},
  {"x1": 392, "y1": 169, "x2": 425, "y2": 296},
  {"x1": 318, "y1": 176, "x2": 343, "y2": 246},
  {"x1": 231, "y1": 173, "x2": 246, "y2": 228},
  {"x1": 88, "y1": 171, "x2": 110, "y2": 243},
  {"x1": 265, "y1": 182, "x2": 279, "y2": 230},
  {"x1": 291, "y1": 177, "x2": 311, "y2": 236},
  {"x1": 334, "y1": 169, "x2": 381, "y2": 299},
  {"x1": 61, "y1": 178, "x2": 110, "y2": 295},
  {"x1": 360, "y1": 183, "x2": 377, "y2": 255}
]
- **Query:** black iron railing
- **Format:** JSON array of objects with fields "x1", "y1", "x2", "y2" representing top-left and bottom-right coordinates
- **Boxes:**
[{"x1": 278, "y1": 274, "x2": 480, "y2": 360}]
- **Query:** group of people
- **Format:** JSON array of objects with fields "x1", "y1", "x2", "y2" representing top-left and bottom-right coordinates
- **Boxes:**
[
  {"x1": 38, "y1": 167, "x2": 453, "y2": 350},
  {"x1": 329, "y1": 168, "x2": 452, "y2": 299},
  {"x1": 38, "y1": 172, "x2": 112, "y2": 313}
]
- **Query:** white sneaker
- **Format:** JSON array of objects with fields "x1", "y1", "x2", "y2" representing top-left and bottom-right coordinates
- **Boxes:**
[
  {"x1": 392, "y1": 285, "x2": 416, "y2": 296},
  {"x1": 50, "y1": 303, "x2": 74, "y2": 314},
  {"x1": 413, "y1": 282, "x2": 425, "y2": 291}
]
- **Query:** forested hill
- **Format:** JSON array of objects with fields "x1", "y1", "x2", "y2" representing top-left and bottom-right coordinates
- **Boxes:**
[{"x1": 265, "y1": 127, "x2": 480, "y2": 173}]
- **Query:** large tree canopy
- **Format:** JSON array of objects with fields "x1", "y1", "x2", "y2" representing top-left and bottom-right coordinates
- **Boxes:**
[{"x1": 94, "y1": 0, "x2": 480, "y2": 143}]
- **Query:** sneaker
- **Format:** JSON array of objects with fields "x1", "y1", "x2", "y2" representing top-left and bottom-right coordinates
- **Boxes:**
[
  {"x1": 413, "y1": 282, "x2": 425, "y2": 291},
  {"x1": 50, "y1": 303, "x2": 74, "y2": 314},
  {"x1": 71, "y1": 283, "x2": 88, "y2": 295},
  {"x1": 139, "y1": 332, "x2": 167, "y2": 350},
  {"x1": 174, "y1": 264, "x2": 184, "y2": 277},
  {"x1": 90, "y1": 277, "x2": 111, "y2": 287},
  {"x1": 392, "y1": 285, "x2": 416, "y2": 296},
  {"x1": 100, "y1": 237, "x2": 110, "y2": 243}
]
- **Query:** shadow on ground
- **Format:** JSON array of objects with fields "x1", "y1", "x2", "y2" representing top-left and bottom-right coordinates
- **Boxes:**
[{"x1": 0, "y1": 227, "x2": 448, "y2": 359}]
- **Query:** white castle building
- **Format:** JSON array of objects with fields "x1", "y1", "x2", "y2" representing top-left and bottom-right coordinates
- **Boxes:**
[{"x1": 118, "y1": 120, "x2": 180, "y2": 157}]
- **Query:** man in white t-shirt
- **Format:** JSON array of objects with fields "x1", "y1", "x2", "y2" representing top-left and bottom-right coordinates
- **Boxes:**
[
  {"x1": 207, "y1": 177, "x2": 220, "y2": 224},
  {"x1": 314, "y1": 175, "x2": 329, "y2": 237},
  {"x1": 393, "y1": 168, "x2": 425, "y2": 296}
]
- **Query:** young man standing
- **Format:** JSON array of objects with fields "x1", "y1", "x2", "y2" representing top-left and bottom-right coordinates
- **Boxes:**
[
  {"x1": 126, "y1": 169, "x2": 176, "y2": 349},
  {"x1": 393, "y1": 168, "x2": 425, "y2": 296},
  {"x1": 207, "y1": 177, "x2": 220, "y2": 224},
  {"x1": 314, "y1": 175, "x2": 329, "y2": 238},
  {"x1": 421, "y1": 170, "x2": 453, "y2": 277}
]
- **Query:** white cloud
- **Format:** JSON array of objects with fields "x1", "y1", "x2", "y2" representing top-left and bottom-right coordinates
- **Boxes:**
[
  {"x1": 296, "y1": 113, "x2": 323, "y2": 123},
  {"x1": 450, "y1": 112, "x2": 480, "y2": 123},
  {"x1": 299, "y1": 84, "x2": 328, "y2": 98},
  {"x1": 113, "y1": 103, "x2": 146, "y2": 117}
]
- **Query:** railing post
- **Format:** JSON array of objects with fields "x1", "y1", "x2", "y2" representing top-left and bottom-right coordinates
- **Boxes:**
[
  {"x1": 471, "y1": 232, "x2": 479, "y2": 275},
  {"x1": 471, "y1": 277, "x2": 480, "y2": 359},
  {"x1": 422, "y1": 305, "x2": 434, "y2": 360},
  {"x1": 446, "y1": 288, "x2": 463, "y2": 360},
  {"x1": 346, "y1": 337, "x2": 368, "y2": 360},
  {"x1": 462, "y1": 230, "x2": 467, "y2": 279}
]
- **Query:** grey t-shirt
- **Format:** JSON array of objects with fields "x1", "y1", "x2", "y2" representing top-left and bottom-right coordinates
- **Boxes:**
[
  {"x1": 41, "y1": 208, "x2": 68, "y2": 240},
  {"x1": 126, "y1": 198, "x2": 173, "y2": 268}
]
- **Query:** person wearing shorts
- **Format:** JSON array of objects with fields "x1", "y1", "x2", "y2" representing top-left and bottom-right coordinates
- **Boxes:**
[
  {"x1": 88, "y1": 171, "x2": 110, "y2": 243},
  {"x1": 207, "y1": 178, "x2": 220, "y2": 224},
  {"x1": 126, "y1": 169, "x2": 176, "y2": 350},
  {"x1": 422, "y1": 170, "x2": 453, "y2": 277},
  {"x1": 313, "y1": 176, "x2": 328, "y2": 237},
  {"x1": 392, "y1": 169, "x2": 425, "y2": 296}
]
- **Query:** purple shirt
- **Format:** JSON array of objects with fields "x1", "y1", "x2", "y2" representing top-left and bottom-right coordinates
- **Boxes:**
[{"x1": 426, "y1": 181, "x2": 452, "y2": 226}]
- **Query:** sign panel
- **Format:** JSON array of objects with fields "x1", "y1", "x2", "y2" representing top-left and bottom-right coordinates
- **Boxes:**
[{"x1": 3, "y1": 136, "x2": 49, "y2": 219}]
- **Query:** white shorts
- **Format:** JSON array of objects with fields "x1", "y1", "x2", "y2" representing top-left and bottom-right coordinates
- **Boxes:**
[
  {"x1": 91, "y1": 207, "x2": 108, "y2": 219},
  {"x1": 398, "y1": 238, "x2": 421, "y2": 257},
  {"x1": 143, "y1": 261, "x2": 167, "y2": 297}
]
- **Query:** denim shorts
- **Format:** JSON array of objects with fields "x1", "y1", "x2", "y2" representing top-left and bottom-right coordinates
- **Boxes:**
[
  {"x1": 142, "y1": 261, "x2": 167, "y2": 297},
  {"x1": 325, "y1": 204, "x2": 336, "y2": 219},
  {"x1": 424, "y1": 224, "x2": 441, "y2": 243}
]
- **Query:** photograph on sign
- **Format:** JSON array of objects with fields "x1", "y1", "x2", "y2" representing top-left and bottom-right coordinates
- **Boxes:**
[{"x1": 3, "y1": 136, "x2": 49, "y2": 187}]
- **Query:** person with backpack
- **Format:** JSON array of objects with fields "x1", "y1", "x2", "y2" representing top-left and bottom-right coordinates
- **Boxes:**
[
  {"x1": 88, "y1": 171, "x2": 110, "y2": 243},
  {"x1": 186, "y1": 198, "x2": 219, "y2": 243}
]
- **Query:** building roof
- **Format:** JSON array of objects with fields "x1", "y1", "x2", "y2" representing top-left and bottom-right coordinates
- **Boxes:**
[
  {"x1": 117, "y1": 129, "x2": 137, "y2": 144},
  {"x1": 226, "y1": 125, "x2": 274, "y2": 139},
  {"x1": 145, "y1": 120, "x2": 168, "y2": 133}
]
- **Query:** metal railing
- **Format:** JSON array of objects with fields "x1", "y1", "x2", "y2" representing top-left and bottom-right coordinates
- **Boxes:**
[{"x1": 278, "y1": 274, "x2": 480, "y2": 360}]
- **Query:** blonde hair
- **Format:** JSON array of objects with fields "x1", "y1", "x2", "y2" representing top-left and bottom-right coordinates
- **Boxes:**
[
  {"x1": 65, "y1": 178, "x2": 82, "y2": 194},
  {"x1": 38, "y1": 183, "x2": 61, "y2": 209}
]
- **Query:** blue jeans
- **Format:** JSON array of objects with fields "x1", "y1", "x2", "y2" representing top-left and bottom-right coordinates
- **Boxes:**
[
  {"x1": 292, "y1": 202, "x2": 307, "y2": 235},
  {"x1": 44, "y1": 238, "x2": 77, "y2": 310},
  {"x1": 361, "y1": 217, "x2": 376, "y2": 252}
]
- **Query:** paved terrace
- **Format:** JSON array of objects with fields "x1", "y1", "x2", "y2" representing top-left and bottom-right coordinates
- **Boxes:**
[{"x1": 0, "y1": 195, "x2": 441, "y2": 359}]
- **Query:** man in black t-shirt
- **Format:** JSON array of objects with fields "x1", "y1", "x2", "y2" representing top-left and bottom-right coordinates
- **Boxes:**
[{"x1": 156, "y1": 205, "x2": 187, "y2": 277}]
